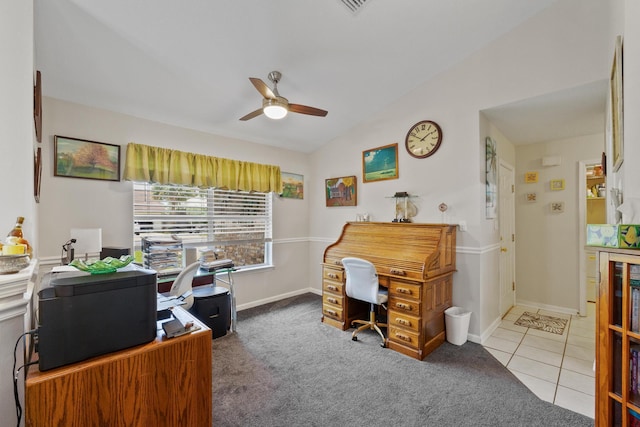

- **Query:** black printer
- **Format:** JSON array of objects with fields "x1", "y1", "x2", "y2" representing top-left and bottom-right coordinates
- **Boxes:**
[{"x1": 37, "y1": 267, "x2": 157, "y2": 371}]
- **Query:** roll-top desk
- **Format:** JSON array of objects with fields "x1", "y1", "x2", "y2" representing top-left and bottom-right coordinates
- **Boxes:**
[{"x1": 322, "y1": 222, "x2": 456, "y2": 360}]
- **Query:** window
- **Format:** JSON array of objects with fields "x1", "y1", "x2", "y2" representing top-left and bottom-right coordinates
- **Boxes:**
[{"x1": 133, "y1": 182, "x2": 272, "y2": 272}]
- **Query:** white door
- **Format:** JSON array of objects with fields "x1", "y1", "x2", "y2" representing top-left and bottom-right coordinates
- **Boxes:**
[{"x1": 499, "y1": 160, "x2": 516, "y2": 316}]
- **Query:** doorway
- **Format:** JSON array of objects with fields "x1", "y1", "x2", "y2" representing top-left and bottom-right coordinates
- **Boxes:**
[
  {"x1": 578, "y1": 159, "x2": 606, "y2": 316},
  {"x1": 499, "y1": 160, "x2": 516, "y2": 317}
]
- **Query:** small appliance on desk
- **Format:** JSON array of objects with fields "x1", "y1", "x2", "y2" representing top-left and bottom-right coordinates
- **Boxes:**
[{"x1": 37, "y1": 267, "x2": 157, "y2": 371}]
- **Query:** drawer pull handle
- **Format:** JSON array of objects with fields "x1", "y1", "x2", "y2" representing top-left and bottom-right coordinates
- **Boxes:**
[
  {"x1": 334, "y1": 260, "x2": 341, "y2": 265},
  {"x1": 327, "y1": 297, "x2": 338, "y2": 304},
  {"x1": 327, "y1": 285, "x2": 337, "y2": 291},
  {"x1": 395, "y1": 302, "x2": 412, "y2": 310},
  {"x1": 397, "y1": 288, "x2": 412, "y2": 295},
  {"x1": 395, "y1": 318, "x2": 411, "y2": 326},
  {"x1": 324, "y1": 309, "x2": 337, "y2": 316},
  {"x1": 395, "y1": 332, "x2": 411, "y2": 342},
  {"x1": 390, "y1": 269, "x2": 406, "y2": 276},
  {"x1": 328, "y1": 273, "x2": 338, "y2": 279}
]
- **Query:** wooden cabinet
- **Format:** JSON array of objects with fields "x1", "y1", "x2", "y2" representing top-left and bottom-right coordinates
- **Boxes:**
[
  {"x1": 596, "y1": 248, "x2": 640, "y2": 426},
  {"x1": 322, "y1": 222, "x2": 456, "y2": 360},
  {"x1": 26, "y1": 308, "x2": 212, "y2": 427}
]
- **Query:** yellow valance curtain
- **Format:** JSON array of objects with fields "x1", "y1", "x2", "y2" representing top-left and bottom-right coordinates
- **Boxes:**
[{"x1": 123, "y1": 143, "x2": 281, "y2": 193}]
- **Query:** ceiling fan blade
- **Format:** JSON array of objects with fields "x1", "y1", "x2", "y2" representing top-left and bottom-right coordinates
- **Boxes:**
[
  {"x1": 249, "y1": 78, "x2": 276, "y2": 99},
  {"x1": 239, "y1": 108, "x2": 264, "y2": 121},
  {"x1": 289, "y1": 104, "x2": 328, "y2": 117}
]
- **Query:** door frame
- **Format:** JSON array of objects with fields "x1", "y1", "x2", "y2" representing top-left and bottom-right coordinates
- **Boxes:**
[
  {"x1": 498, "y1": 159, "x2": 516, "y2": 316},
  {"x1": 577, "y1": 158, "x2": 600, "y2": 317}
]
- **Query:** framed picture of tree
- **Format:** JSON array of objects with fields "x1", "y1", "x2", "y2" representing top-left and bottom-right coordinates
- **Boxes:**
[
  {"x1": 54, "y1": 135, "x2": 121, "y2": 181},
  {"x1": 325, "y1": 175, "x2": 357, "y2": 207}
]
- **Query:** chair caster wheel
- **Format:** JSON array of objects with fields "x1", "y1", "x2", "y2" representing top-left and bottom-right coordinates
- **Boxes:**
[{"x1": 352, "y1": 336, "x2": 358, "y2": 341}]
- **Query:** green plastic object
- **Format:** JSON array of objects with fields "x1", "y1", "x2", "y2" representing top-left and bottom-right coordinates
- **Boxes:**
[{"x1": 70, "y1": 255, "x2": 134, "y2": 274}]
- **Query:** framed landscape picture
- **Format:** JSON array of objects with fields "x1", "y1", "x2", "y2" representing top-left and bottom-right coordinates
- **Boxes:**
[
  {"x1": 362, "y1": 143, "x2": 398, "y2": 183},
  {"x1": 280, "y1": 172, "x2": 304, "y2": 199},
  {"x1": 54, "y1": 136, "x2": 120, "y2": 181},
  {"x1": 325, "y1": 176, "x2": 357, "y2": 207}
]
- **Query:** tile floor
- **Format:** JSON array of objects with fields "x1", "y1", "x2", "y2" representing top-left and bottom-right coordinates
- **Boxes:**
[{"x1": 483, "y1": 303, "x2": 596, "y2": 419}]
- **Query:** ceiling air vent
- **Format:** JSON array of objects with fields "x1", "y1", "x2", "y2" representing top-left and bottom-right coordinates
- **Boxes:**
[{"x1": 340, "y1": 0, "x2": 371, "y2": 15}]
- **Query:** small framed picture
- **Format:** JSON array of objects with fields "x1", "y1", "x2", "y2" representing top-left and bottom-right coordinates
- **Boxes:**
[
  {"x1": 325, "y1": 176, "x2": 357, "y2": 207},
  {"x1": 362, "y1": 143, "x2": 398, "y2": 183},
  {"x1": 280, "y1": 172, "x2": 304, "y2": 199},
  {"x1": 526, "y1": 192, "x2": 537, "y2": 203},
  {"x1": 551, "y1": 201, "x2": 565, "y2": 213},
  {"x1": 550, "y1": 179, "x2": 565, "y2": 191},
  {"x1": 54, "y1": 135, "x2": 121, "y2": 181},
  {"x1": 524, "y1": 171, "x2": 538, "y2": 183}
]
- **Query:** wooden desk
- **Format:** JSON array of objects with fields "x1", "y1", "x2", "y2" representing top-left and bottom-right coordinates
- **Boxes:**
[
  {"x1": 25, "y1": 308, "x2": 212, "y2": 427},
  {"x1": 322, "y1": 222, "x2": 456, "y2": 360}
]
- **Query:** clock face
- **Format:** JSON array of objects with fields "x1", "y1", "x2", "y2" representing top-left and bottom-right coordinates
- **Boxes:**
[{"x1": 405, "y1": 120, "x2": 442, "y2": 158}]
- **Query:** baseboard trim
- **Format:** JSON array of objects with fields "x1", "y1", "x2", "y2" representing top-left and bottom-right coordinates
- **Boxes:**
[
  {"x1": 236, "y1": 288, "x2": 321, "y2": 312},
  {"x1": 477, "y1": 316, "x2": 502, "y2": 345},
  {"x1": 515, "y1": 299, "x2": 579, "y2": 316}
]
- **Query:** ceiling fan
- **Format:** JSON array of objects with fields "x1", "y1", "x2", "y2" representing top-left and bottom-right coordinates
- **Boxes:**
[{"x1": 239, "y1": 71, "x2": 328, "y2": 121}]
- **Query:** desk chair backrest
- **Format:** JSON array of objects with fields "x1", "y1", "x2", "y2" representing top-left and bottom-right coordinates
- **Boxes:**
[
  {"x1": 169, "y1": 261, "x2": 200, "y2": 309},
  {"x1": 342, "y1": 257, "x2": 382, "y2": 305}
]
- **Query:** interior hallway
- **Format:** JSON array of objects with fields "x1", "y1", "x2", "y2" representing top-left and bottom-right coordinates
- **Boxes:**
[{"x1": 483, "y1": 303, "x2": 596, "y2": 419}]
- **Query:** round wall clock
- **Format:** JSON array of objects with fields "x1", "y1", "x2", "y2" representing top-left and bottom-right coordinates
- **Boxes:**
[{"x1": 404, "y1": 120, "x2": 442, "y2": 159}]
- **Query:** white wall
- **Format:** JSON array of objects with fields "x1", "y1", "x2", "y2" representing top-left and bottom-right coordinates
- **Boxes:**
[
  {"x1": 38, "y1": 97, "x2": 313, "y2": 307},
  {"x1": 0, "y1": 2, "x2": 34, "y2": 426},
  {"x1": 623, "y1": 0, "x2": 640, "y2": 200},
  {"x1": 515, "y1": 133, "x2": 604, "y2": 312},
  {"x1": 309, "y1": 0, "x2": 620, "y2": 340},
  {"x1": 0, "y1": 0, "x2": 36, "y2": 246}
]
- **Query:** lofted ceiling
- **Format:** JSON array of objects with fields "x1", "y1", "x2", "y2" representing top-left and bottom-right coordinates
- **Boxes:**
[{"x1": 34, "y1": 0, "x2": 603, "y2": 153}]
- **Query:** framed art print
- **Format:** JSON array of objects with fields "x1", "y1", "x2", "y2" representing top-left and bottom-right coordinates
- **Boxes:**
[
  {"x1": 485, "y1": 137, "x2": 497, "y2": 219},
  {"x1": 362, "y1": 143, "x2": 398, "y2": 183},
  {"x1": 524, "y1": 171, "x2": 539, "y2": 183},
  {"x1": 325, "y1": 176, "x2": 356, "y2": 207},
  {"x1": 550, "y1": 179, "x2": 565, "y2": 191},
  {"x1": 551, "y1": 201, "x2": 565, "y2": 213},
  {"x1": 54, "y1": 136, "x2": 121, "y2": 181},
  {"x1": 611, "y1": 36, "x2": 624, "y2": 172},
  {"x1": 280, "y1": 172, "x2": 304, "y2": 199}
]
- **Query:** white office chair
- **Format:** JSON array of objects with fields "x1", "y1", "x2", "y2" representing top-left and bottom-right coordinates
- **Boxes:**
[
  {"x1": 342, "y1": 257, "x2": 388, "y2": 347},
  {"x1": 168, "y1": 261, "x2": 200, "y2": 310}
]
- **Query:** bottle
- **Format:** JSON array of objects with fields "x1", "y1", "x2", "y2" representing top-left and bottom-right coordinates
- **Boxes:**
[{"x1": 7, "y1": 216, "x2": 24, "y2": 239}]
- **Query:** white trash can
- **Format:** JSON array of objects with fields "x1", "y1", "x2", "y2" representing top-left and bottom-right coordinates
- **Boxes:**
[{"x1": 444, "y1": 306, "x2": 471, "y2": 346}]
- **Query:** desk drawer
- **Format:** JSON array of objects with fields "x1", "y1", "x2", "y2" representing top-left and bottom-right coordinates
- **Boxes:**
[
  {"x1": 323, "y1": 280, "x2": 343, "y2": 295},
  {"x1": 389, "y1": 280, "x2": 421, "y2": 300},
  {"x1": 323, "y1": 267, "x2": 344, "y2": 282},
  {"x1": 389, "y1": 325, "x2": 419, "y2": 348},
  {"x1": 389, "y1": 312, "x2": 420, "y2": 333},
  {"x1": 322, "y1": 304, "x2": 343, "y2": 321},
  {"x1": 323, "y1": 293, "x2": 343, "y2": 307},
  {"x1": 388, "y1": 296, "x2": 421, "y2": 316}
]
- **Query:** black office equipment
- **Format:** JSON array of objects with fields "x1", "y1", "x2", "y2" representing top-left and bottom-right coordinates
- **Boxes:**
[
  {"x1": 189, "y1": 286, "x2": 230, "y2": 338},
  {"x1": 100, "y1": 246, "x2": 130, "y2": 259},
  {"x1": 37, "y1": 268, "x2": 157, "y2": 371}
]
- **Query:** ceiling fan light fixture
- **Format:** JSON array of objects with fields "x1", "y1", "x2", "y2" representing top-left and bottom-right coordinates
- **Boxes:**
[{"x1": 263, "y1": 97, "x2": 288, "y2": 119}]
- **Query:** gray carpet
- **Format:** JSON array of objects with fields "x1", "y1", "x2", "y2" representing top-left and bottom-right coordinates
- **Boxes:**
[{"x1": 211, "y1": 293, "x2": 593, "y2": 426}]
